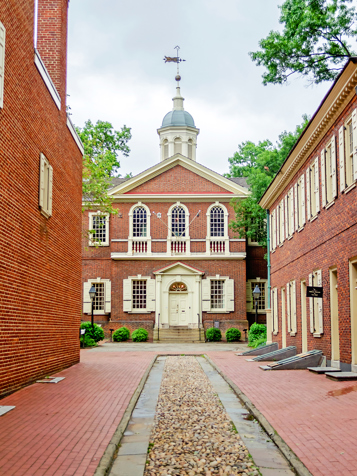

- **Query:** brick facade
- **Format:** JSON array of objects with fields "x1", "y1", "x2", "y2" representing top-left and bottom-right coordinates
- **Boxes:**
[{"x1": 0, "y1": 1, "x2": 82, "y2": 397}]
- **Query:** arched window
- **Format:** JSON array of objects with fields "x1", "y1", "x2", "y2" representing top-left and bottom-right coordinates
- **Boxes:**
[
  {"x1": 133, "y1": 206, "x2": 147, "y2": 237},
  {"x1": 188, "y1": 139, "x2": 193, "y2": 159},
  {"x1": 163, "y1": 139, "x2": 169, "y2": 159},
  {"x1": 169, "y1": 282, "x2": 187, "y2": 292},
  {"x1": 174, "y1": 137, "x2": 182, "y2": 155},
  {"x1": 210, "y1": 206, "x2": 224, "y2": 237},
  {"x1": 171, "y1": 205, "x2": 186, "y2": 237}
]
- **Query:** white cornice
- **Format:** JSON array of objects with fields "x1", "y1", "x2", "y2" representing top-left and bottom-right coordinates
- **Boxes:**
[
  {"x1": 111, "y1": 252, "x2": 246, "y2": 260},
  {"x1": 111, "y1": 194, "x2": 241, "y2": 202}
]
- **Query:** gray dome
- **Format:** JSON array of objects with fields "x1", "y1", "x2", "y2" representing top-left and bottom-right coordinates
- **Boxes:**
[{"x1": 161, "y1": 110, "x2": 195, "y2": 128}]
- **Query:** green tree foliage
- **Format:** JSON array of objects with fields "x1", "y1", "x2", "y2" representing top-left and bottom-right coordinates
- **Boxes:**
[
  {"x1": 80, "y1": 321, "x2": 105, "y2": 343},
  {"x1": 250, "y1": 0, "x2": 357, "y2": 85},
  {"x1": 227, "y1": 116, "x2": 309, "y2": 247},
  {"x1": 77, "y1": 120, "x2": 132, "y2": 214}
]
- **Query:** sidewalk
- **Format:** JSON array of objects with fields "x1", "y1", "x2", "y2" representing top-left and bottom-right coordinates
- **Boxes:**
[{"x1": 209, "y1": 352, "x2": 357, "y2": 476}]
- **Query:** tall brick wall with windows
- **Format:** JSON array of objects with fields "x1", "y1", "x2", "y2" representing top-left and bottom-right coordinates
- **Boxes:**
[{"x1": 0, "y1": 0, "x2": 82, "y2": 397}]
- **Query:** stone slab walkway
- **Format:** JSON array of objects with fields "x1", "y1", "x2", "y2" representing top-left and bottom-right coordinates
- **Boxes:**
[{"x1": 208, "y1": 352, "x2": 357, "y2": 476}]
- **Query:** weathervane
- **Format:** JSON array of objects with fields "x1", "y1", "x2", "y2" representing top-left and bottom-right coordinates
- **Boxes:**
[{"x1": 164, "y1": 46, "x2": 186, "y2": 81}]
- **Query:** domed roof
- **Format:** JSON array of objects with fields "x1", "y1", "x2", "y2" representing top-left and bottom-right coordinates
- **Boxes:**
[{"x1": 161, "y1": 110, "x2": 195, "y2": 128}]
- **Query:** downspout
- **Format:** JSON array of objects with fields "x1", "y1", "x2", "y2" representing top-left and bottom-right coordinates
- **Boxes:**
[{"x1": 266, "y1": 209, "x2": 271, "y2": 308}]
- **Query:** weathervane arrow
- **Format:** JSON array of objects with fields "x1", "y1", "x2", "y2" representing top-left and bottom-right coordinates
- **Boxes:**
[{"x1": 164, "y1": 46, "x2": 185, "y2": 77}]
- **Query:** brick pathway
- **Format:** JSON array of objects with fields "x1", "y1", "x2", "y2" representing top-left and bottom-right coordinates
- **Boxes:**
[
  {"x1": 0, "y1": 350, "x2": 155, "y2": 476},
  {"x1": 208, "y1": 352, "x2": 357, "y2": 476}
]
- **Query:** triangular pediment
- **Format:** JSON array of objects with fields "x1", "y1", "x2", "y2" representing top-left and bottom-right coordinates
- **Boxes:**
[
  {"x1": 108, "y1": 155, "x2": 249, "y2": 198},
  {"x1": 153, "y1": 262, "x2": 204, "y2": 276}
]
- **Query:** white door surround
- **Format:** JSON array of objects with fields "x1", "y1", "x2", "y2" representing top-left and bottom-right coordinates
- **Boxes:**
[{"x1": 169, "y1": 292, "x2": 189, "y2": 326}]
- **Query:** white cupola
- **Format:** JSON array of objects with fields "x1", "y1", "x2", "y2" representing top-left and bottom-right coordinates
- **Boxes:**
[{"x1": 157, "y1": 74, "x2": 200, "y2": 161}]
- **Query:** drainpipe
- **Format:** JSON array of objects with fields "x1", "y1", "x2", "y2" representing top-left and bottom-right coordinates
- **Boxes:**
[{"x1": 266, "y1": 209, "x2": 273, "y2": 344}]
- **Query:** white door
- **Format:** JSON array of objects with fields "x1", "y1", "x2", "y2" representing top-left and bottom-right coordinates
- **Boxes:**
[{"x1": 169, "y1": 294, "x2": 188, "y2": 326}]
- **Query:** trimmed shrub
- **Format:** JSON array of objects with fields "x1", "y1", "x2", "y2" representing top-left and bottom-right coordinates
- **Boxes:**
[
  {"x1": 225, "y1": 328, "x2": 241, "y2": 342},
  {"x1": 250, "y1": 337, "x2": 267, "y2": 349},
  {"x1": 112, "y1": 327, "x2": 130, "y2": 342},
  {"x1": 80, "y1": 334, "x2": 97, "y2": 347},
  {"x1": 132, "y1": 328, "x2": 148, "y2": 342},
  {"x1": 248, "y1": 323, "x2": 267, "y2": 347},
  {"x1": 80, "y1": 321, "x2": 105, "y2": 343},
  {"x1": 206, "y1": 327, "x2": 222, "y2": 342}
]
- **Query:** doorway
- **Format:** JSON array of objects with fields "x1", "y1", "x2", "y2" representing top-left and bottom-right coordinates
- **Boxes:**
[
  {"x1": 169, "y1": 282, "x2": 189, "y2": 326},
  {"x1": 330, "y1": 268, "x2": 340, "y2": 367}
]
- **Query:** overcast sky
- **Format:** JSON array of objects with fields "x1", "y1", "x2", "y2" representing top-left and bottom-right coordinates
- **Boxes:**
[{"x1": 67, "y1": 0, "x2": 328, "y2": 178}]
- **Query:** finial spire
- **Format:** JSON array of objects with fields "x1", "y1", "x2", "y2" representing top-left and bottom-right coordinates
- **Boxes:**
[{"x1": 163, "y1": 46, "x2": 186, "y2": 111}]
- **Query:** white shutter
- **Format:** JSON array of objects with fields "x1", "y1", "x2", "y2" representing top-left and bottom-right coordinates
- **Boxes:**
[
  {"x1": 225, "y1": 279, "x2": 234, "y2": 311},
  {"x1": 272, "y1": 210, "x2": 275, "y2": 250},
  {"x1": 273, "y1": 288, "x2": 278, "y2": 333},
  {"x1": 83, "y1": 282, "x2": 91, "y2": 314},
  {"x1": 48, "y1": 165, "x2": 53, "y2": 216},
  {"x1": 39, "y1": 154, "x2": 45, "y2": 209},
  {"x1": 306, "y1": 168, "x2": 310, "y2": 220},
  {"x1": 292, "y1": 280, "x2": 297, "y2": 334},
  {"x1": 317, "y1": 270, "x2": 323, "y2": 334},
  {"x1": 285, "y1": 195, "x2": 289, "y2": 237},
  {"x1": 277, "y1": 205, "x2": 280, "y2": 245},
  {"x1": 123, "y1": 279, "x2": 132, "y2": 312},
  {"x1": 104, "y1": 280, "x2": 111, "y2": 313},
  {"x1": 353, "y1": 109, "x2": 357, "y2": 181},
  {"x1": 301, "y1": 174, "x2": 306, "y2": 225},
  {"x1": 202, "y1": 279, "x2": 211, "y2": 311},
  {"x1": 269, "y1": 213, "x2": 273, "y2": 252},
  {"x1": 314, "y1": 158, "x2": 320, "y2": 213},
  {"x1": 294, "y1": 184, "x2": 298, "y2": 232},
  {"x1": 331, "y1": 136, "x2": 337, "y2": 199},
  {"x1": 286, "y1": 282, "x2": 291, "y2": 333},
  {"x1": 0, "y1": 22, "x2": 5, "y2": 109},
  {"x1": 281, "y1": 199, "x2": 285, "y2": 241},
  {"x1": 321, "y1": 149, "x2": 326, "y2": 207},
  {"x1": 246, "y1": 282, "x2": 252, "y2": 312},
  {"x1": 339, "y1": 125, "x2": 345, "y2": 192},
  {"x1": 271, "y1": 289, "x2": 274, "y2": 332},
  {"x1": 309, "y1": 273, "x2": 314, "y2": 333},
  {"x1": 289, "y1": 188, "x2": 294, "y2": 234},
  {"x1": 146, "y1": 279, "x2": 156, "y2": 312}
]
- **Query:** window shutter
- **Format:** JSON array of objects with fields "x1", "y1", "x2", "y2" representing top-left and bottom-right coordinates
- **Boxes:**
[
  {"x1": 314, "y1": 158, "x2": 320, "y2": 213},
  {"x1": 273, "y1": 288, "x2": 278, "y2": 333},
  {"x1": 246, "y1": 282, "x2": 252, "y2": 312},
  {"x1": 39, "y1": 154, "x2": 45, "y2": 209},
  {"x1": 321, "y1": 149, "x2": 326, "y2": 207},
  {"x1": 202, "y1": 279, "x2": 211, "y2": 312},
  {"x1": 83, "y1": 282, "x2": 92, "y2": 314},
  {"x1": 48, "y1": 165, "x2": 53, "y2": 216},
  {"x1": 123, "y1": 279, "x2": 132, "y2": 312},
  {"x1": 353, "y1": 109, "x2": 357, "y2": 181},
  {"x1": 146, "y1": 279, "x2": 156, "y2": 312},
  {"x1": 277, "y1": 205, "x2": 280, "y2": 245},
  {"x1": 289, "y1": 189, "x2": 294, "y2": 234},
  {"x1": 306, "y1": 168, "x2": 310, "y2": 220},
  {"x1": 331, "y1": 136, "x2": 337, "y2": 199},
  {"x1": 284, "y1": 195, "x2": 289, "y2": 237},
  {"x1": 225, "y1": 278, "x2": 234, "y2": 311},
  {"x1": 286, "y1": 282, "x2": 291, "y2": 333},
  {"x1": 271, "y1": 210, "x2": 275, "y2": 250},
  {"x1": 317, "y1": 270, "x2": 323, "y2": 334},
  {"x1": 269, "y1": 213, "x2": 273, "y2": 252},
  {"x1": 271, "y1": 289, "x2": 274, "y2": 332},
  {"x1": 104, "y1": 280, "x2": 111, "y2": 313},
  {"x1": 294, "y1": 184, "x2": 298, "y2": 232},
  {"x1": 292, "y1": 280, "x2": 297, "y2": 333},
  {"x1": 309, "y1": 273, "x2": 314, "y2": 333},
  {"x1": 301, "y1": 174, "x2": 306, "y2": 225},
  {"x1": 339, "y1": 125, "x2": 345, "y2": 192},
  {"x1": 281, "y1": 199, "x2": 285, "y2": 242},
  {"x1": 0, "y1": 22, "x2": 5, "y2": 109}
]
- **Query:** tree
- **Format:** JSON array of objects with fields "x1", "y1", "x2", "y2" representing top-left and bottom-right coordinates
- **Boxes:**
[
  {"x1": 77, "y1": 119, "x2": 132, "y2": 214},
  {"x1": 227, "y1": 116, "x2": 309, "y2": 247},
  {"x1": 250, "y1": 0, "x2": 357, "y2": 85}
]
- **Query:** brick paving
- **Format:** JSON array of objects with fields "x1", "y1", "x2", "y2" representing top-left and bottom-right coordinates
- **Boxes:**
[
  {"x1": 0, "y1": 350, "x2": 155, "y2": 476},
  {"x1": 208, "y1": 352, "x2": 357, "y2": 476}
]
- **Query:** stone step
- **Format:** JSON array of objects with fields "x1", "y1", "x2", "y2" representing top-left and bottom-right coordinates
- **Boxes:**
[{"x1": 154, "y1": 328, "x2": 204, "y2": 343}]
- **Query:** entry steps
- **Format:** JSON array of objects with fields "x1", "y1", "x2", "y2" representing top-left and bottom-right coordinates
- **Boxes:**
[
  {"x1": 247, "y1": 346, "x2": 296, "y2": 362},
  {"x1": 308, "y1": 367, "x2": 341, "y2": 374},
  {"x1": 236, "y1": 342, "x2": 278, "y2": 357},
  {"x1": 153, "y1": 327, "x2": 204, "y2": 343},
  {"x1": 260, "y1": 349, "x2": 323, "y2": 371},
  {"x1": 325, "y1": 372, "x2": 357, "y2": 381}
]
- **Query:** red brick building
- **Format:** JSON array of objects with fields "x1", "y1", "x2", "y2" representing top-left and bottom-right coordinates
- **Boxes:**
[
  {"x1": 82, "y1": 78, "x2": 267, "y2": 341},
  {"x1": 0, "y1": 1, "x2": 83, "y2": 397},
  {"x1": 260, "y1": 59, "x2": 357, "y2": 372}
]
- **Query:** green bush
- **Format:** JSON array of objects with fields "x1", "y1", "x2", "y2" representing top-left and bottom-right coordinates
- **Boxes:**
[
  {"x1": 80, "y1": 321, "x2": 105, "y2": 343},
  {"x1": 248, "y1": 323, "x2": 267, "y2": 347},
  {"x1": 112, "y1": 327, "x2": 130, "y2": 342},
  {"x1": 225, "y1": 328, "x2": 241, "y2": 342},
  {"x1": 250, "y1": 337, "x2": 267, "y2": 348},
  {"x1": 132, "y1": 328, "x2": 148, "y2": 342},
  {"x1": 80, "y1": 334, "x2": 97, "y2": 347},
  {"x1": 206, "y1": 327, "x2": 222, "y2": 342}
]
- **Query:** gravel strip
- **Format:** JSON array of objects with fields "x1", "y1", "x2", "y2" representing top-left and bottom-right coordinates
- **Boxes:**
[{"x1": 144, "y1": 356, "x2": 259, "y2": 476}]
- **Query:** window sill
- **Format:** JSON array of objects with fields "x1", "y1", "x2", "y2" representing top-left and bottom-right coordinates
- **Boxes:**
[
  {"x1": 279, "y1": 243, "x2": 284, "y2": 247},
  {"x1": 289, "y1": 332, "x2": 296, "y2": 337},
  {"x1": 344, "y1": 182, "x2": 356, "y2": 195},
  {"x1": 89, "y1": 243, "x2": 110, "y2": 247},
  {"x1": 287, "y1": 235, "x2": 293, "y2": 240},
  {"x1": 207, "y1": 310, "x2": 230, "y2": 314},
  {"x1": 40, "y1": 207, "x2": 51, "y2": 219},
  {"x1": 298, "y1": 226, "x2": 304, "y2": 233},
  {"x1": 325, "y1": 200, "x2": 335, "y2": 210},
  {"x1": 273, "y1": 331, "x2": 278, "y2": 336},
  {"x1": 128, "y1": 310, "x2": 153, "y2": 314},
  {"x1": 310, "y1": 215, "x2": 318, "y2": 223},
  {"x1": 313, "y1": 332, "x2": 323, "y2": 338}
]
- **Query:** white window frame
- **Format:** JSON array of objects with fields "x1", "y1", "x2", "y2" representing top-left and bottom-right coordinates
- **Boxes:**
[
  {"x1": 246, "y1": 279, "x2": 267, "y2": 313},
  {"x1": 321, "y1": 137, "x2": 337, "y2": 207},
  {"x1": 271, "y1": 287, "x2": 278, "y2": 335},
  {"x1": 128, "y1": 202, "x2": 151, "y2": 255},
  {"x1": 83, "y1": 278, "x2": 111, "y2": 315},
  {"x1": 309, "y1": 269, "x2": 323, "y2": 337},
  {"x1": 308, "y1": 158, "x2": 319, "y2": 219},
  {"x1": 0, "y1": 21, "x2": 5, "y2": 109},
  {"x1": 167, "y1": 202, "x2": 190, "y2": 255},
  {"x1": 89, "y1": 211, "x2": 109, "y2": 246},
  {"x1": 297, "y1": 174, "x2": 305, "y2": 229},
  {"x1": 202, "y1": 276, "x2": 234, "y2": 313},
  {"x1": 123, "y1": 276, "x2": 155, "y2": 313},
  {"x1": 39, "y1": 153, "x2": 53, "y2": 219},
  {"x1": 341, "y1": 112, "x2": 357, "y2": 191},
  {"x1": 206, "y1": 202, "x2": 229, "y2": 255},
  {"x1": 286, "y1": 280, "x2": 297, "y2": 336}
]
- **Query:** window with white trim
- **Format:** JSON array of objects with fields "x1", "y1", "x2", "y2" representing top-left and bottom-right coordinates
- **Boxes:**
[
  {"x1": 271, "y1": 287, "x2": 278, "y2": 334},
  {"x1": 307, "y1": 158, "x2": 319, "y2": 219},
  {"x1": 321, "y1": 138, "x2": 337, "y2": 207},
  {"x1": 286, "y1": 280, "x2": 297, "y2": 335},
  {"x1": 39, "y1": 153, "x2": 53, "y2": 218},
  {"x1": 246, "y1": 280, "x2": 267, "y2": 313},
  {"x1": 172, "y1": 205, "x2": 186, "y2": 237},
  {"x1": 297, "y1": 174, "x2": 305, "y2": 228},
  {"x1": 187, "y1": 139, "x2": 193, "y2": 159},
  {"x1": 202, "y1": 277, "x2": 234, "y2": 312},
  {"x1": 83, "y1": 278, "x2": 111, "y2": 315},
  {"x1": 133, "y1": 206, "x2": 147, "y2": 237},
  {"x1": 309, "y1": 269, "x2": 323, "y2": 336},
  {"x1": 0, "y1": 21, "x2": 5, "y2": 109},
  {"x1": 89, "y1": 212, "x2": 109, "y2": 246},
  {"x1": 174, "y1": 137, "x2": 182, "y2": 155},
  {"x1": 340, "y1": 112, "x2": 357, "y2": 190},
  {"x1": 123, "y1": 276, "x2": 155, "y2": 313},
  {"x1": 279, "y1": 200, "x2": 284, "y2": 244},
  {"x1": 210, "y1": 206, "x2": 224, "y2": 237}
]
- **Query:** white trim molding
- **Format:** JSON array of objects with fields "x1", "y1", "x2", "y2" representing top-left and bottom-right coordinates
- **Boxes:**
[{"x1": 34, "y1": 49, "x2": 61, "y2": 109}]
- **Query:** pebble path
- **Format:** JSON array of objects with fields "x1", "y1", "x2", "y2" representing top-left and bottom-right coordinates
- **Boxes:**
[{"x1": 144, "y1": 356, "x2": 259, "y2": 476}]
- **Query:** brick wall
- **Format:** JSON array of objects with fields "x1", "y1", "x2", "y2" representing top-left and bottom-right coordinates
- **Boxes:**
[{"x1": 0, "y1": 0, "x2": 82, "y2": 397}]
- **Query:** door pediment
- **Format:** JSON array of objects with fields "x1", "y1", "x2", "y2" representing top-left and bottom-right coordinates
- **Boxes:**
[{"x1": 153, "y1": 262, "x2": 204, "y2": 276}]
